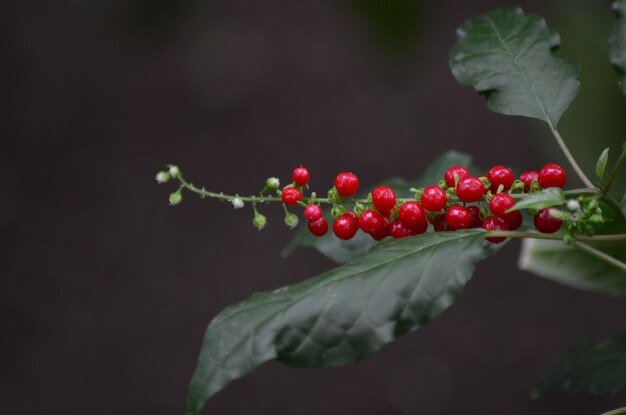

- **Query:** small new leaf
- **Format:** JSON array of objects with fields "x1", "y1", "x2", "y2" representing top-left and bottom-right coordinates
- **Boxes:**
[
  {"x1": 506, "y1": 188, "x2": 566, "y2": 212},
  {"x1": 595, "y1": 148, "x2": 610, "y2": 181},
  {"x1": 609, "y1": 0, "x2": 626, "y2": 95}
]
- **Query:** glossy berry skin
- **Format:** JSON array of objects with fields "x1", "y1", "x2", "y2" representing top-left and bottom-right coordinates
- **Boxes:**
[
  {"x1": 456, "y1": 177, "x2": 486, "y2": 203},
  {"x1": 334, "y1": 172, "x2": 359, "y2": 197},
  {"x1": 489, "y1": 193, "x2": 515, "y2": 216},
  {"x1": 534, "y1": 208, "x2": 563, "y2": 233},
  {"x1": 502, "y1": 210, "x2": 523, "y2": 230},
  {"x1": 487, "y1": 165, "x2": 515, "y2": 192},
  {"x1": 481, "y1": 216, "x2": 509, "y2": 243},
  {"x1": 308, "y1": 217, "x2": 328, "y2": 236},
  {"x1": 333, "y1": 214, "x2": 359, "y2": 240},
  {"x1": 372, "y1": 186, "x2": 397, "y2": 216},
  {"x1": 303, "y1": 204, "x2": 322, "y2": 222},
  {"x1": 444, "y1": 166, "x2": 470, "y2": 187},
  {"x1": 428, "y1": 214, "x2": 448, "y2": 232},
  {"x1": 538, "y1": 164, "x2": 567, "y2": 189},
  {"x1": 421, "y1": 186, "x2": 447, "y2": 211},
  {"x1": 398, "y1": 201, "x2": 426, "y2": 228},
  {"x1": 292, "y1": 167, "x2": 310, "y2": 186},
  {"x1": 467, "y1": 206, "x2": 482, "y2": 228},
  {"x1": 358, "y1": 209, "x2": 386, "y2": 235},
  {"x1": 390, "y1": 220, "x2": 414, "y2": 239},
  {"x1": 370, "y1": 217, "x2": 390, "y2": 240},
  {"x1": 344, "y1": 211, "x2": 357, "y2": 221},
  {"x1": 281, "y1": 187, "x2": 302, "y2": 205},
  {"x1": 445, "y1": 205, "x2": 473, "y2": 230},
  {"x1": 520, "y1": 171, "x2": 539, "y2": 192}
]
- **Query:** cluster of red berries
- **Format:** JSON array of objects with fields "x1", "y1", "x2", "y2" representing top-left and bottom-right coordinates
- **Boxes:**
[{"x1": 281, "y1": 163, "x2": 567, "y2": 244}]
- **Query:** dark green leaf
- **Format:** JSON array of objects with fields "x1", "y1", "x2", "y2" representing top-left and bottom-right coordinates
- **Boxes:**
[
  {"x1": 596, "y1": 148, "x2": 610, "y2": 181},
  {"x1": 622, "y1": 191, "x2": 626, "y2": 217},
  {"x1": 450, "y1": 8, "x2": 580, "y2": 127},
  {"x1": 519, "y1": 239, "x2": 626, "y2": 296},
  {"x1": 187, "y1": 230, "x2": 501, "y2": 414},
  {"x1": 610, "y1": 0, "x2": 626, "y2": 95},
  {"x1": 507, "y1": 188, "x2": 566, "y2": 212},
  {"x1": 533, "y1": 330, "x2": 626, "y2": 397}
]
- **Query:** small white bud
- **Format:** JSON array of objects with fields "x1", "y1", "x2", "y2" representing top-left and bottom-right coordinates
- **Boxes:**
[
  {"x1": 253, "y1": 213, "x2": 267, "y2": 230},
  {"x1": 284, "y1": 213, "x2": 299, "y2": 229},
  {"x1": 155, "y1": 171, "x2": 170, "y2": 184},
  {"x1": 566, "y1": 199, "x2": 580, "y2": 211},
  {"x1": 169, "y1": 191, "x2": 182, "y2": 206},
  {"x1": 168, "y1": 165, "x2": 180, "y2": 178},
  {"x1": 232, "y1": 197, "x2": 244, "y2": 209},
  {"x1": 266, "y1": 177, "x2": 280, "y2": 190}
]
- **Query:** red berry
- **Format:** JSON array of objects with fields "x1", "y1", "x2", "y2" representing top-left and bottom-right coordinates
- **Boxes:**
[
  {"x1": 398, "y1": 201, "x2": 426, "y2": 228},
  {"x1": 446, "y1": 205, "x2": 473, "y2": 230},
  {"x1": 421, "y1": 186, "x2": 447, "y2": 211},
  {"x1": 428, "y1": 214, "x2": 448, "y2": 232},
  {"x1": 444, "y1": 166, "x2": 470, "y2": 187},
  {"x1": 358, "y1": 209, "x2": 386, "y2": 235},
  {"x1": 481, "y1": 216, "x2": 509, "y2": 243},
  {"x1": 487, "y1": 165, "x2": 515, "y2": 192},
  {"x1": 538, "y1": 164, "x2": 567, "y2": 189},
  {"x1": 520, "y1": 171, "x2": 539, "y2": 192},
  {"x1": 308, "y1": 217, "x2": 328, "y2": 236},
  {"x1": 372, "y1": 186, "x2": 397, "y2": 216},
  {"x1": 502, "y1": 210, "x2": 523, "y2": 230},
  {"x1": 281, "y1": 187, "x2": 302, "y2": 205},
  {"x1": 489, "y1": 193, "x2": 515, "y2": 216},
  {"x1": 334, "y1": 172, "x2": 359, "y2": 197},
  {"x1": 370, "y1": 217, "x2": 390, "y2": 241},
  {"x1": 534, "y1": 208, "x2": 563, "y2": 233},
  {"x1": 456, "y1": 177, "x2": 486, "y2": 202},
  {"x1": 344, "y1": 211, "x2": 357, "y2": 221},
  {"x1": 292, "y1": 166, "x2": 310, "y2": 186},
  {"x1": 390, "y1": 220, "x2": 414, "y2": 239},
  {"x1": 333, "y1": 214, "x2": 359, "y2": 240},
  {"x1": 303, "y1": 204, "x2": 322, "y2": 222},
  {"x1": 467, "y1": 206, "x2": 482, "y2": 228}
]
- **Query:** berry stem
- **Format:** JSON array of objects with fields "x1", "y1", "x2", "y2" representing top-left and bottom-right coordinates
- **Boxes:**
[
  {"x1": 548, "y1": 126, "x2": 594, "y2": 188},
  {"x1": 602, "y1": 146, "x2": 626, "y2": 195},
  {"x1": 484, "y1": 231, "x2": 626, "y2": 243},
  {"x1": 573, "y1": 241, "x2": 626, "y2": 273}
]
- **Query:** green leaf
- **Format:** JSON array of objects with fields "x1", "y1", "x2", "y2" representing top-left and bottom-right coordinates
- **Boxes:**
[
  {"x1": 507, "y1": 188, "x2": 566, "y2": 212},
  {"x1": 610, "y1": 0, "x2": 626, "y2": 95},
  {"x1": 533, "y1": 330, "x2": 626, "y2": 397},
  {"x1": 187, "y1": 230, "x2": 501, "y2": 414},
  {"x1": 283, "y1": 150, "x2": 480, "y2": 263},
  {"x1": 596, "y1": 148, "x2": 610, "y2": 181},
  {"x1": 449, "y1": 7, "x2": 580, "y2": 127},
  {"x1": 519, "y1": 239, "x2": 626, "y2": 296},
  {"x1": 622, "y1": 191, "x2": 626, "y2": 218}
]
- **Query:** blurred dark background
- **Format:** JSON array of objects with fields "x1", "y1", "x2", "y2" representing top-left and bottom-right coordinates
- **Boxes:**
[{"x1": 2, "y1": 0, "x2": 626, "y2": 414}]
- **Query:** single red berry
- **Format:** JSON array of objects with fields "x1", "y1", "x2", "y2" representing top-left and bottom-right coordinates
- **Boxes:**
[
  {"x1": 303, "y1": 204, "x2": 322, "y2": 222},
  {"x1": 370, "y1": 217, "x2": 390, "y2": 241},
  {"x1": 344, "y1": 211, "x2": 357, "y2": 221},
  {"x1": 444, "y1": 166, "x2": 470, "y2": 187},
  {"x1": 421, "y1": 186, "x2": 447, "y2": 211},
  {"x1": 502, "y1": 210, "x2": 523, "y2": 230},
  {"x1": 428, "y1": 214, "x2": 448, "y2": 232},
  {"x1": 487, "y1": 165, "x2": 515, "y2": 192},
  {"x1": 292, "y1": 166, "x2": 310, "y2": 186},
  {"x1": 334, "y1": 172, "x2": 359, "y2": 197},
  {"x1": 390, "y1": 220, "x2": 414, "y2": 239},
  {"x1": 456, "y1": 177, "x2": 486, "y2": 202},
  {"x1": 489, "y1": 193, "x2": 515, "y2": 216},
  {"x1": 519, "y1": 171, "x2": 539, "y2": 192},
  {"x1": 481, "y1": 216, "x2": 509, "y2": 243},
  {"x1": 281, "y1": 187, "x2": 302, "y2": 205},
  {"x1": 412, "y1": 218, "x2": 428, "y2": 235},
  {"x1": 467, "y1": 206, "x2": 482, "y2": 228},
  {"x1": 358, "y1": 209, "x2": 386, "y2": 235},
  {"x1": 534, "y1": 208, "x2": 563, "y2": 233},
  {"x1": 333, "y1": 214, "x2": 359, "y2": 240},
  {"x1": 372, "y1": 186, "x2": 397, "y2": 216},
  {"x1": 445, "y1": 205, "x2": 473, "y2": 230},
  {"x1": 308, "y1": 217, "x2": 328, "y2": 236},
  {"x1": 538, "y1": 164, "x2": 567, "y2": 189},
  {"x1": 398, "y1": 201, "x2": 426, "y2": 228}
]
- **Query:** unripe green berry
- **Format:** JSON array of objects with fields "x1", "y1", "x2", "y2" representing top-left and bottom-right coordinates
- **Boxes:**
[
  {"x1": 284, "y1": 213, "x2": 299, "y2": 229},
  {"x1": 253, "y1": 213, "x2": 267, "y2": 230},
  {"x1": 232, "y1": 197, "x2": 244, "y2": 209},
  {"x1": 168, "y1": 165, "x2": 180, "y2": 178},
  {"x1": 266, "y1": 177, "x2": 280, "y2": 190},
  {"x1": 169, "y1": 191, "x2": 182, "y2": 206},
  {"x1": 155, "y1": 171, "x2": 170, "y2": 184}
]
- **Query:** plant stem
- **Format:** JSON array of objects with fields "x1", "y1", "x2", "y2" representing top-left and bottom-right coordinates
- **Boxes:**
[
  {"x1": 601, "y1": 408, "x2": 626, "y2": 415},
  {"x1": 549, "y1": 126, "x2": 595, "y2": 188},
  {"x1": 602, "y1": 146, "x2": 626, "y2": 195},
  {"x1": 572, "y1": 242, "x2": 626, "y2": 273},
  {"x1": 485, "y1": 231, "x2": 626, "y2": 243}
]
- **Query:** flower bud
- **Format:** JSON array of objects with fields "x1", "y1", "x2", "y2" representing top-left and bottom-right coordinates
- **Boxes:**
[
  {"x1": 266, "y1": 177, "x2": 280, "y2": 190},
  {"x1": 284, "y1": 213, "x2": 299, "y2": 229},
  {"x1": 231, "y1": 197, "x2": 244, "y2": 209},
  {"x1": 169, "y1": 191, "x2": 182, "y2": 206},
  {"x1": 168, "y1": 165, "x2": 180, "y2": 178},
  {"x1": 253, "y1": 213, "x2": 267, "y2": 230},
  {"x1": 566, "y1": 199, "x2": 580, "y2": 211},
  {"x1": 155, "y1": 171, "x2": 170, "y2": 184}
]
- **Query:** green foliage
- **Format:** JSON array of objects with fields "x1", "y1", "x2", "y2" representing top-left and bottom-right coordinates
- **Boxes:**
[
  {"x1": 449, "y1": 8, "x2": 580, "y2": 128},
  {"x1": 533, "y1": 330, "x2": 626, "y2": 397},
  {"x1": 596, "y1": 148, "x2": 610, "y2": 181},
  {"x1": 507, "y1": 188, "x2": 566, "y2": 212},
  {"x1": 610, "y1": 0, "x2": 626, "y2": 95},
  {"x1": 186, "y1": 230, "x2": 501, "y2": 414}
]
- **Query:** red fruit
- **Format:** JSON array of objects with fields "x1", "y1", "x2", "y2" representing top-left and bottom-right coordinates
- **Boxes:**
[
  {"x1": 412, "y1": 218, "x2": 428, "y2": 235},
  {"x1": 333, "y1": 214, "x2": 359, "y2": 240},
  {"x1": 421, "y1": 186, "x2": 447, "y2": 211},
  {"x1": 390, "y1": 220, "x2": 414, "y2": 239},
  {"x1": 487, "y1": 165, "x2": 515, "y2": 192},
  {"x1": 398, "y1": 201, "x2": 426, "y2": 228},
  {"x1": 303, "y1": 204, "x2": 322, "y2": 222},
  {"x1": 538, "y1": 164, "x2": 567, "y2": 189},
  {"x1": 358, "y1": 209, "x2": 386, "y2": 235},
  {"x1": 308, "y1": 217, "x2": 328, "y2": 236},
  {"x1": 444, "y1": 166, "x2": 470, "y2": 187},
  {"x1": 467, "y1": 206, "x2": 482, "y2": 228},
  {"x1": 481, "y1": 216, "x2": 509, "y2": 243},
  {"x1": 534, "y1": 208, "x2": 563, "y2": 233},
  {"x1": 520, "y1": 171, "x2": 539, "y2": 192},
  {"x1": 456, "y1": 177, "x2": 486, "y2": 202},
  {"x1": 372, "y1": 186, "x2": 397, "y2": 216},
  {"x1": 334, "y1": 172, "x2": 359, "y2": 197},
  {"x1": 502, "y1": 210, "x2": 522, "y2": 230},
  {"x1": 446, "y1": 205, "x2": 473, "y2": 230},
  {"x1": 370, "y1": 217, "x2": 390, "y2": 241},
  {"x1": 292, "y1": 166, "x2": 310, "y2": 186},
  {"x1": 428, "y1": 214, "x2": 448, "y2": 232},
  {"x1": 281, "y1": 187, "x2": 302, "y2": 205},
  {"x1": 489, "y1": 193, "x2": 515, "y2": 216},
  {"x1": 344, "y1": 211, "x2": 358, "y2": 221}
]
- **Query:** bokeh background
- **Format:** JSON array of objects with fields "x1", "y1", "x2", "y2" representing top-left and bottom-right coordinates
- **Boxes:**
[{"x1": 2, "y1": 0, "x2": 626, "y2": 414}]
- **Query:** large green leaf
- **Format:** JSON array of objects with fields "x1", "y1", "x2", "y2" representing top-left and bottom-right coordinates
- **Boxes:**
[
  {"x1": 507, "y1": 188, "x2": 565, "y2": 212},
  {"x1": 610, "y1": 0, "x2": 626, "y2": 95},
  {"x1": 450, "y1": 8, "x2": 580, "y2": 127},
  {"x1": 519, "y1": 239, "x2": 626, "y2": 296},
  {"x1": 187, "y1": 230, "x2": 501, "y2": 414},
  {"x1": 533, "y1": 330, "x2": 626, "y2": 397}
]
